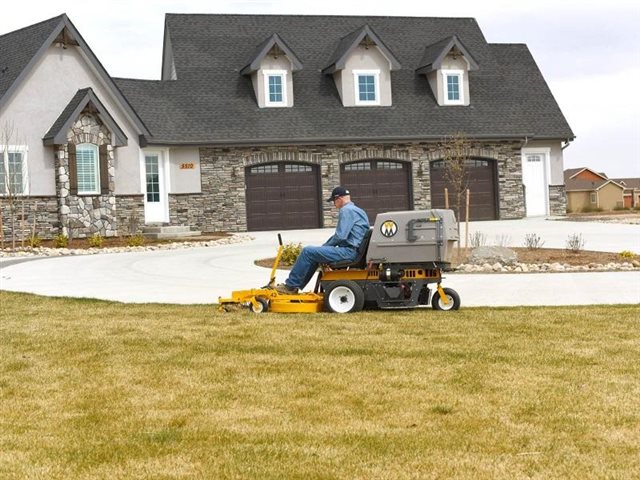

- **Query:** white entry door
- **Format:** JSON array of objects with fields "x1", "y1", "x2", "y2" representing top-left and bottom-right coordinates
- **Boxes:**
[
  {"x1": 143, "y1": 152, "x2": 168, "y2": 223},
  {"x1": 522, "y1": 150, "x2": 549, "y2": 217}
]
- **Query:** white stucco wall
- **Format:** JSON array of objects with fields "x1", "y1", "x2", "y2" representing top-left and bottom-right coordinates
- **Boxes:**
[
  {"x1": 252, "y1": 56, "x2": 295, "y2": 108},
  {"x1": 337, "y1": 45, "x2": 392, "y2": 107},
  {"x1": 169, "y1": 148, "x2": 201, "y2": 193},
  {"x1": 0, "y1": 45, "x2": 144, "y2": 195}
]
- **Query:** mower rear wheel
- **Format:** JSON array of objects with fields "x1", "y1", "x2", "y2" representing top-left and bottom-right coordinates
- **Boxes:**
[
  {"x1": 250, "y1": 297, "x2": 269, "y2": 314},
  {"x1": 432, "y1": 287, "x2": 460, "y2": 311},
  {"x1": 324, "y1": 280, "x2": 365, "y2": 314}
]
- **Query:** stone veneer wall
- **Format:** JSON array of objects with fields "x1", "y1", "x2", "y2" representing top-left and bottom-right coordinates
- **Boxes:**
[
  {"x1": 116, "y1": 195, "x2": 145, "y2": 235},
  {"x1": 193, "y1": 142, "x2": 528, "y2": 232},
  {"x1": 0, "y1": 196, "x2": 59, "y2": 241},
  {"x1": 55, "y1": 113, "x2": 117, "y2": 238},
  {"x1": 549, "y1": 185, "x2": 567, "y2": 216}
]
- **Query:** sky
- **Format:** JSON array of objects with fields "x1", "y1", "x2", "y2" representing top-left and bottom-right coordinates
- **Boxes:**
[{"x1": 2, "y1": 0, "x2": 639, "y2": 177}]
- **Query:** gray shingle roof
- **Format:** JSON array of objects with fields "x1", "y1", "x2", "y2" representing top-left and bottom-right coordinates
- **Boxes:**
[
  {"x1": 109, "y1": 14, "x2": 574, "y2": 146},
  {"x1": 415, "y1": 35, "x2": 479, "y2": 73},
  {"x1": 43, "y1": 88, "x2": 128, "y2": 146}
]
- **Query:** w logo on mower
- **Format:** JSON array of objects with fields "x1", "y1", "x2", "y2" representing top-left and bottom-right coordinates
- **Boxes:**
[{"x1": 380, "y1": 220, "x2": 398, "y2": 238}]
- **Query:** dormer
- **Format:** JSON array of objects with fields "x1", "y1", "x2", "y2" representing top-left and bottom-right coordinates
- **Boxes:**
[
  {"x1": 415, "y1": 35, "x2": 479, "y2": 106},
  {"x1": 240, "y1": 34, "x2": 303, "y2": 108},
  {"x1": 322, "y1": 25, "x2": 401, "y2": 107}
]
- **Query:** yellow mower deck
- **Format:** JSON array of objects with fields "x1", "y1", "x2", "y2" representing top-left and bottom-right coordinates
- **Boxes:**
[{"x1": 219, "y1": 288, "x2": 323, "y2": 313}]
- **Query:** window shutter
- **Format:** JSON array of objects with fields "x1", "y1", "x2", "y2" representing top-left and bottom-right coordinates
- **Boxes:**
[
  {"x1": 99, "y1": 144, "x2": 109, "y2": 194},
  {"x1": 68, "y1": 143, "x2": 77, "y2": 195}
]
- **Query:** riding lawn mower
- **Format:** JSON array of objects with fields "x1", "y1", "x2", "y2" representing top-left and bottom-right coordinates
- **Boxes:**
[{"x1": 219, "y1": 209, "x2": 461, "y2": 314}]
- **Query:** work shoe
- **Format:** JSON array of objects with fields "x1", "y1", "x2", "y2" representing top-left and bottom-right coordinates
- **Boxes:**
[{"x1": 274, "y1": 283, "x2": 298, "y2": 295}]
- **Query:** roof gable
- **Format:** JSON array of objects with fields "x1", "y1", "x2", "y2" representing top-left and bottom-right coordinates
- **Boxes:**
[
  {"x1": 240, "y1": 33, "x2": 303, "y2": 75},
  {"x1": 43, "y1": 88, "x2": 128, "y2": 146},
  {"x1": 415, "y1": 35, "x2": 479, "y2": 74},
  {"x1": 565, "y1": 167, "x2": 608, "y2": 181},
  {"x1": 322, "y1": 24, "x2": 401, "y2": 74},
  {"x1": 0, "y1": 14, "x2": 150, "y2": 137}
]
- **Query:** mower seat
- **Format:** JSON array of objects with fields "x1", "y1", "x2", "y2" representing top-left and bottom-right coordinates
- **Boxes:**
[{"x1": 328, "y1": 228, "x2": 373, "y2": 270}]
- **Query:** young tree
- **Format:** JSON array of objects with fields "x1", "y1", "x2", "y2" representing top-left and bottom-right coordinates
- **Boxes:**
[
  {"x1": 0, "y1": 121, "x2": 27, "y2": 250},
  {"x1": 437, "y1": 132, "x2": 473, "y2": 252}
]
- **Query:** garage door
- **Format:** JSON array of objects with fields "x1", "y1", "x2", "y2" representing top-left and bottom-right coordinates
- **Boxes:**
[
  {"x1": 340, "y1": 160, "x2": 412, "y2": 224},
  {"x1": 245, "y1": 162, "x2": 321, "y2": 231},
  {"x1": 430, "y1": 159, "x2": 498, "y2": 220}
]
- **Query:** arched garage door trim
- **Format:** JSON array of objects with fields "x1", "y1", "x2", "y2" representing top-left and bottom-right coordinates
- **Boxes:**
[
  {"x1": 429, "y1": 157, "x2": 499, "y2": 221},
  {"x1": 340, "y1": 159, "x2": 413, "y2": 224},
  {"x1": 245, "y1": 161, "x2": 322, "y2": 231}
]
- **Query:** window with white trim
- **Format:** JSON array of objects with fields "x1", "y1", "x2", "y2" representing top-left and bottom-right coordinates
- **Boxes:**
[
  {"x1": 354, "y1": 70, "x2": 380, "y2": 105},
  {"x1": 590, "y1": 193, "x2": 597, "y2": 204},
  {"x1": 0, "y1": 146, "x2": 28, "y2": 195},
  {"x1": 263, "y1": 70, "x2": 287, "y2": 107},
  {"x1": 442, "y1": 70, "x2": 464, "y2": 105},
  {"x1": 76, "y1": 143, "x2": 100, "y2": 194}
]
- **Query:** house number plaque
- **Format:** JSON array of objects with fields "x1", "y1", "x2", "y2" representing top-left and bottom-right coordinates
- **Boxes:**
[{"x1": 180, "y1": 163, "x2": 195, "y2": 169}]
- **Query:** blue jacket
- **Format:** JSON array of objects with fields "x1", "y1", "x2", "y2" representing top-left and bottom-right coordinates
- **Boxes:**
[{"x1": 323, "y1": 202, "x2": 370, "y2": 249}]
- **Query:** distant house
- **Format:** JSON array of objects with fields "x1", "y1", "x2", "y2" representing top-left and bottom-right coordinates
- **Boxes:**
[
  {"x1": 564, "y1": 168, "x2": 625, "y2": 212},
  {"x1": 0, "y1": 13, "x2": 574, "y2": 240},
  {"x1": 611, "y1": 178, "x2": 640, "y2": 209}
]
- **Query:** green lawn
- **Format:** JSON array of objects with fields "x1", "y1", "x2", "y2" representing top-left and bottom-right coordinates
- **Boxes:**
[{"x1": 1, "y1": 291, "x2": 639, "y2": 479}]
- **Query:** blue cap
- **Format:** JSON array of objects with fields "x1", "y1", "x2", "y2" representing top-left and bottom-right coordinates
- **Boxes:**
[{"x1": 326, "y1": 186, "x2": 350, "y2": 202}]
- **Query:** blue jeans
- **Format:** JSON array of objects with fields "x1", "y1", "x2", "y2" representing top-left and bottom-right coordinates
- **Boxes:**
[{"x1": 286, "y1": 245, "x2": 358, "y2": 289}]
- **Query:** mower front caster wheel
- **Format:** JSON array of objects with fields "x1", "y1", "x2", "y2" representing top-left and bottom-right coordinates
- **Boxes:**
[
  {"x1": 432, "y1": 287, "x2": 461, "y2": 311},
  {"x1": 249, "y1": 297, "x2": 269, "y2": 314},
  {"x1": 323, "y1": 280, "x2": 365, "y2": 314}
]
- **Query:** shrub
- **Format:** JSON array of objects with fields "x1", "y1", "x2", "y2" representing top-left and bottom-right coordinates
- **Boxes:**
[
  {"x1": 523, "y1": 233, "x2": 545, "y2": 250},
  {"x1": 470, "y1": 231, "x2": 487, "y2": 248},
  {"x1": 280, "y1": 242, "x2": 302, "y2": 266},
  {"x1": 566, "y1": 233, "x2": 585, "y2": 253},
  {"x1": 87, "y1": 233, "x2": 104, "y2": 248},
  {"x1": 52, "y1": 234, "x2": 68, "y2": 248},
  {"x1": 618, "y1": 250, "x2": 637, "y2": 259},
  {"x1": 613, "y1": 205, "x2": 628, "y2": 211},
  {"x1": 127, "y1": 234, "x2": 146, "y2": 247},
  {"x1": 28, "y1": 235, "x2": 42, "y2": 248},
  {"x1": 494, "y1": 234, "x2": 511, "y2": 247}
]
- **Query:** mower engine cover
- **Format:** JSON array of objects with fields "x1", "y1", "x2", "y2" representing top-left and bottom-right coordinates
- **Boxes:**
[{"x1": 367, "y1": 209, "x2": 459, "y2": 266}]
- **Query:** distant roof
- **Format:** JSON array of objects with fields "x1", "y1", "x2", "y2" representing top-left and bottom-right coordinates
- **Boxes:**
[
  {"x1": 611, "y1": 177, "x2": 640, "y2": 189},
  {"x1": 113, "y1": 14, "x2": 573, "y2": 146},
  {"x1": 43, "y1": 88, "x2": 128, "y2": 146},
  {"x1": 0, "y1": 14, "x2": 150, "y2": 136}
]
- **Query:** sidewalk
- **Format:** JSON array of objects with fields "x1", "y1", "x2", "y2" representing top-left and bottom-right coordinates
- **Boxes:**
[{"x1": 1, "y1": 217, "x2": 639, "y2": 306}]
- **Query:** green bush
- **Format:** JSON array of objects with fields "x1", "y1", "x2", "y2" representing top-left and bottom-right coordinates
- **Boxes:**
[
  {"x1": 87, "y1": 233, "x2": 104, "y2": 248},
  {"x1": 279, "y1": 242, "x2": 302, "y2": 266},
  {"x1": 28, "y1": 235, "x2": 42, "y2": 248},
  {"x1": 126, "y1": 234, "x2": 146, "y2": 247},
  {"x1": 52, "y1": 234, "x2": 68, "y2": 248},
  {"x1": 618, "y1": 250, "x2": 637, "y2": 259}
]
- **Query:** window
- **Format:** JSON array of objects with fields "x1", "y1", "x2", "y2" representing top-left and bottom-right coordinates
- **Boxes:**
[
  {"x1": 442, "y1": 70, "x2": 464, "y2": 105},
  {"x1": 0, "y1": 147, "x2": 28, "y2": 195},
  {"x1": 263, "y1": 70, "x2": 287, "y2": 107},
  {"x1": 590, "y1": 193, "x2": 597, "y2": 204},
  {"x1": 76, "y1": 143, "x2": 100, "y2": 194},
  {"x1": 344, "y1": 162, "x2": 371, "y2": 171},
  {"x1": 284, "y1": 164, "x2": 312, "y2": 173},
  {"x1": 377, "y1": 161, "x2": 403, "y2": 170},
  {"x1": 250, "y1": 164, "x2": 279, "y2": 174},
  {"x1": 145, "y1": 155, "x2": 160, "y2": 202},
  {"x1": 354, "y1": 70, "x2": 380, "y2": 105}
]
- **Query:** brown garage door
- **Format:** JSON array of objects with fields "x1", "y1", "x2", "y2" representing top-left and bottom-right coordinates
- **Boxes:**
[
  {"x1": 340, "y1": 160, "x2": 412, "y2": 224},
  {"x1": 245, "y1": 162, "x2": 321, "y2": 231},
  {"x1": 430, "y1": 159, "x2": 498, "y2": 220}
]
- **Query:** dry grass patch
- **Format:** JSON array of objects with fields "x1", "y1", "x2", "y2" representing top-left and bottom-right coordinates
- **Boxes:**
[{"x1": 1, "y1": 291, "x2": 639, "y2": 479}]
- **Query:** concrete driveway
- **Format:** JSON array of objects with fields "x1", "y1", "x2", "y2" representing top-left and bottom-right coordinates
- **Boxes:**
[{"x1": 1, "y1": 217, "x2": 639, "y2": 306}]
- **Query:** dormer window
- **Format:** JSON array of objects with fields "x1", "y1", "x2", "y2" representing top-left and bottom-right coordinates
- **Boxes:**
[
  {"x1": 323, "y1": 25, "x2": 401, "y2": 108},
  {"x1": 442, "y1": 70, "x2": 464, "y2": 105},
  {"x1": 264, "y1": 70, "x2": 287, "y2": 107},
  {"x1": 416, "y1": 36, "x2": 478, "y2": 107},
  {"x1": 240, "y1": 34, "x2": 303, "y2": 109},
  {"x1": 354, "y1": 70, "x2": 380, "y2": 105}
]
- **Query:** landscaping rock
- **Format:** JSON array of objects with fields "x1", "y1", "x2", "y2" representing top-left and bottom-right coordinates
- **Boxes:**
[{"x1": 468, "y1": 246, "x2": 518, "y2": 266}]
